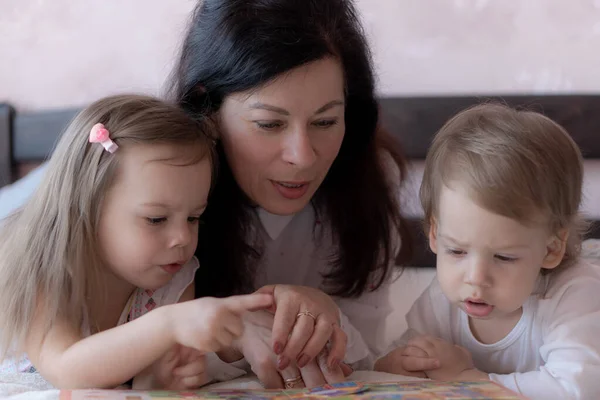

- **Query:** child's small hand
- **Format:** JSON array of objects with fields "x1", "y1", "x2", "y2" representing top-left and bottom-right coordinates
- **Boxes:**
[
  {"x1": 133, "y1": 345, "x2": 210, "y2": 390},
  {"x1": 171, "y1": 293, "x2": 273, "y2": 353},
  {"x1": 405, "y1": 335, "x2": 474, "y2": 380},
  {"x1": 374, "y1": 346, "x2": 435, "y2": 378},
  {"x1": 170, "y1": 346, "x2": 210, "y2": 389}
]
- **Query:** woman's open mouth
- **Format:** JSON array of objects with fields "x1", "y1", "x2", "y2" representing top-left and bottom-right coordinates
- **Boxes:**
[{"x1": 271, "y1": 180, "x2": 310, "y2": 200}]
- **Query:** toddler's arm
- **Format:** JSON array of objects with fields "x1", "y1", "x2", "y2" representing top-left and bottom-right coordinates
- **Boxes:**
[
  {"x1": 374, "y1": 345, "x2": 428, "y2": 378},
  {"x1": 375, "y1": 278, "x2": 449, "y2": 375}
]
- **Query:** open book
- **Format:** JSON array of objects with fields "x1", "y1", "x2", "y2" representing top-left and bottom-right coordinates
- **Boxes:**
[{"x1": 60, "y1": 380, "x2": 526, "y2": 399}]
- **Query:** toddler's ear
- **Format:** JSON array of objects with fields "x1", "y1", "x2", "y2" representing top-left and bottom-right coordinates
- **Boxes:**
[
  {"x1": 542, "y1": 229, "x2": 569, "y2": 270},
  {"x1": 428, "y1": 218, "x2": 438, "y2": 255}
]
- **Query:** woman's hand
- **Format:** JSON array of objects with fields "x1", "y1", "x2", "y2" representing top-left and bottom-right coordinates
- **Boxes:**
[
  {"x1": 230, "y1": 310, "x2": 349, "y2": 389},
  {"x1": 257, "y1": 285, "x2": 347, "y2": 370}
]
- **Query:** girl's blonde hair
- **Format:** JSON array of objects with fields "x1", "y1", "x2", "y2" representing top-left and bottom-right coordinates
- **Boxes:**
[
  {"x1": 0, "y1": 94, "x2": 215, "y2": 359},
  {"x1": 420, "y1": 103, "x2": 585, "y2": 272}
]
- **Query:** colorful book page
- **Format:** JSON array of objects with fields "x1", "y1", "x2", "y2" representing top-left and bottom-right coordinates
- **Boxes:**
[{"x1": 60, "y1": 380, "x2": 526, "y2": 399}]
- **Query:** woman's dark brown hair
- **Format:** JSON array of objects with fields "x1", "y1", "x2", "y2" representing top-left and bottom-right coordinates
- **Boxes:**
[{"x1": 171, "y1": 0, "x2": 412, "y2": 298}]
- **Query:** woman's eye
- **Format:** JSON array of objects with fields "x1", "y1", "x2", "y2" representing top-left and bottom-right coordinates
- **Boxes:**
[
  {"x1": 146, "y1": 217, "x2": 166, "y2": 225},
  {"x1": 255, "y1": 121, "x2": 283, "y2": 130},
  {"x1": 313, "y1": 119, "x2": 338, "y2": 128}
]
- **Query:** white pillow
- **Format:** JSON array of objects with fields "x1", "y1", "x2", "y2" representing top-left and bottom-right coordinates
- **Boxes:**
[{"x1": 0, "y1": 162, "x2": 48, "y2": 220}]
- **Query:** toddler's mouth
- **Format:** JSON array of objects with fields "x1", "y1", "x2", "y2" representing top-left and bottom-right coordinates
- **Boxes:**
[{"x1": 464, "y1": 298, "x2": 494, "y2": 318}]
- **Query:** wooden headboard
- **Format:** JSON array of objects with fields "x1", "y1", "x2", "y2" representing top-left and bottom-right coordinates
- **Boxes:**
[{"x1": 1, "y1": 95, "x2": 599, "y2": 267}]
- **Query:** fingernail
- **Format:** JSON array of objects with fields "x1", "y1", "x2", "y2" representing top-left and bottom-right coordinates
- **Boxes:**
[
  {"x1": 297, "y1": 354, "x2": 310, "y2": 368},
  {"x1": 274, "y1": 342, "x2": 283, "y2": 355},
  {"x1": 277, "y1": 356, "x2": 290, "y2": 370}
]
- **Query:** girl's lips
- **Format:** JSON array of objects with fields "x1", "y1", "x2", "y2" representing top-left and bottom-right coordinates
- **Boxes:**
[
  {"x1": 271, "y1": 180, "x2": 310, "y2": 200},
  {"x1": 161, "y1": 263, "x2": 183, "y2": 274}
]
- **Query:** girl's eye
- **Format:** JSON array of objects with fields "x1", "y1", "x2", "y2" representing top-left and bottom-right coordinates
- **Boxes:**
[
  {"x1": 495, "y1": 255, "x2": 518, "y2": 263},
  {"x1": 255, "y1": 121, "x2": 283, "y2": 130},
  {"x1": 146, "y1": 217, "x2": 166, "y2": 225},
  {"x1": 188, "y1": 216, "x2": 201, "y2": 224},
  {"x1": 313, "y1": 119, "x2": 338, "y2": 128}
]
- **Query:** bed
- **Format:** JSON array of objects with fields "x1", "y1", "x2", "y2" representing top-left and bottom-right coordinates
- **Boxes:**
[{"x1": 1, "y1": 95, "x2": 600, "y2": 398}]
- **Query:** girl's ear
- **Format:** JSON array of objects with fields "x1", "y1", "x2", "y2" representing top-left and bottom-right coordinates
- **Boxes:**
[
  {"x1": 428, "y1": 218, "x2": 438, "y2": 255},
  {"x1": 542, "y1": 229, "x2": 569, "y2": 270}
]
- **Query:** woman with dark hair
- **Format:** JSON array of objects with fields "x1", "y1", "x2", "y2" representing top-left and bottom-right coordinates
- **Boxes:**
[
  {"x1": 0, "y1": 0, "x2": 426, "y2": 391},
  {"x1": 171, "y1": 0, "x2": 421, "y2": 390}
]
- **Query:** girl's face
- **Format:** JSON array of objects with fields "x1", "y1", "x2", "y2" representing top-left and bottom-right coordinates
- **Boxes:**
[
  {"x1": 218, "y1": 57, "x2": 346, "y2": 215},
  {"x1": 97, "y1": 143, "x2": 211, "y2": 292}
]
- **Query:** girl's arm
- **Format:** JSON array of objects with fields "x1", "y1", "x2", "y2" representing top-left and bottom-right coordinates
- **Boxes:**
[
  {"x1": 132, "y1": 282, "x2": 202, "y2": 390},
  {"x1": 26, "y1": 291, "x2": 272, "y2": 389},
  {"x1": 26, "y1": 302, "x2": 178, "y2": 389}
]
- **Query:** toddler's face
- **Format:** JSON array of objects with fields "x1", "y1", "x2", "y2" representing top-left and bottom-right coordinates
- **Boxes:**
[
  {"x1": 429, "y1": 185, "x2": 564, "y2": 326},
  {"x1": 97, "y1": 143, "x2": 211, "y2": 291}
]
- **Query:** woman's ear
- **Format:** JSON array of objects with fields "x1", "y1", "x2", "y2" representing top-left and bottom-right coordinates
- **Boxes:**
[
  {"x1": 428, "y1": 218, "x2": 438, "y2": 255},
  {"x1": 542, "y1": 229, "x2": 569, "y2": 270}
]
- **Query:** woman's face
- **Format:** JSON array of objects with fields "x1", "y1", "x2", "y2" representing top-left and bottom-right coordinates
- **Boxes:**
[{"x1": 219, "y1": 57, "x2": 346, "y2": 215}]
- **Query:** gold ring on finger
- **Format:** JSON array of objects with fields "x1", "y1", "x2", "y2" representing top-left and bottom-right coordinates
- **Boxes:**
[
  {"x1": 296, "y1": 310, "x2": 316, "y2": 321},
  {"x1": 284, "y1": 375, "x2": 304, "y2": 389}
]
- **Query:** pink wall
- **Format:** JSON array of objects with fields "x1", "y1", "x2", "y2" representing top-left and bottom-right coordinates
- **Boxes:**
[{"x1": 2, "y1": 0, "x2": 600, "y2": 111}]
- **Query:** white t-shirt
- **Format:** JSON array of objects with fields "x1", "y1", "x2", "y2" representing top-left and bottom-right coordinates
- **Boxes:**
[{"x1": 391, "y1": 261, "x2": 600, "y2": 400}]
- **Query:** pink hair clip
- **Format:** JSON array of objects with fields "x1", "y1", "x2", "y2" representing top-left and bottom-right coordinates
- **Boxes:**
[{"x1": 89, "y1": 123, "x2": 118, "y2": 153}]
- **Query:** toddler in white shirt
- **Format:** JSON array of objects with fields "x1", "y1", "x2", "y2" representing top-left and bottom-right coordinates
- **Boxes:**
[{"x1": 376, "y1": 103, "x2": 600, "y2": 400}]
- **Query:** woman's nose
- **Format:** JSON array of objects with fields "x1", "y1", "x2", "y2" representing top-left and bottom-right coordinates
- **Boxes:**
[{"x1": 281, "y1": 128, "x2": 317, "y2": 168}]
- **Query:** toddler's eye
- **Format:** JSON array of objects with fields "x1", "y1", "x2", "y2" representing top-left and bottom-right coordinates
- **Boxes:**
[
  {"x1": 446, "y1": 248, "x2": 465, "y2": 257},
  {"x1": 495, "y1": 255, "x2": 518, "y2": 263}
]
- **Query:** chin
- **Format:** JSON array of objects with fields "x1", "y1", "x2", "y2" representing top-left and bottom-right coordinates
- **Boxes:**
[{"x1": 262, "y1": 199, "x2": 311, "y2": 216}]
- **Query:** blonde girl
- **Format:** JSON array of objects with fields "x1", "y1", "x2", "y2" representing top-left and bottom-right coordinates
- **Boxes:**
[{"x1": 0, "y1": 94, "x2": 272, "y2": 389}]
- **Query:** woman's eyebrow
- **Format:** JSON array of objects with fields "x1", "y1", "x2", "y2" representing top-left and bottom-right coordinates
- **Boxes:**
[
  {"x1": 249, "y1": 102, "x2": 289, "y2": 116},
  {"x1": 248, "y1": 100, "x2": 345, "y2": 116},
  {"x1": 314, "y1": 100, "x2": 344, "y2": 115}
]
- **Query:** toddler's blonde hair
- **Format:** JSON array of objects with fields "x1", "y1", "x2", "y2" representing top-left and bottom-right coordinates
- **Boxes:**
[{"x1": 420, "y1": 103, "x2": 585, "y2": 272}]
